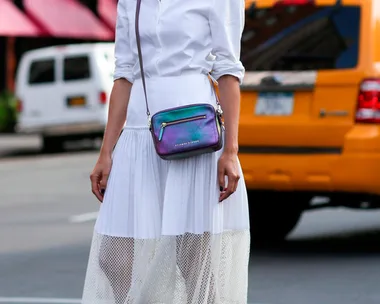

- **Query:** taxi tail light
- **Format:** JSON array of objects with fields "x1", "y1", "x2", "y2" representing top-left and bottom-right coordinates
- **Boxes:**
[{"x1": 356, "y1": 79, "x2": 380, "y2": 123}]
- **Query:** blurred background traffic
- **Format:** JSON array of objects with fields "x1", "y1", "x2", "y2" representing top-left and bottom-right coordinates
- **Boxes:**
[{"x1": 1, "y1": 0, "x2": 380, "y2": 304}]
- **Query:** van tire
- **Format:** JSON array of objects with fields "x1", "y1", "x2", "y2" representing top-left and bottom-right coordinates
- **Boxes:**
[
  {"x1": 42, "y1": 136, "x2": 65, "y2": 153},
  {"x1": 248, "y1": 191, "x2": 305, "y2": 244}
]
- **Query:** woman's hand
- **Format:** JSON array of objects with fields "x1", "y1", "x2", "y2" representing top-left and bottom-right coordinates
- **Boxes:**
[
  {"x1": 89, "y1": 79, "x2": 131, "y2": 202},
  {"x1": 218, "y1": 151, "x2": 240, "y2": 202},
  {"x1": 90, "y1": 155, "x2": 113, "y2": 203}
]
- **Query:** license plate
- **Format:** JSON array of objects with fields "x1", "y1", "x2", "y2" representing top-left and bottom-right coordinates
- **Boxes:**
[
  {"x1": 67, "y1": 96, "x2": 86, "y2": 107},
  {"x1": 255, "y1": 92, "x2": 294, "y2": 116}
]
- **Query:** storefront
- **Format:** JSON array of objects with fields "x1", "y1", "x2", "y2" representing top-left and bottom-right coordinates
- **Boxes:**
[{"x1": 0, "y1": 0, "x2": 117, "y2": 94}]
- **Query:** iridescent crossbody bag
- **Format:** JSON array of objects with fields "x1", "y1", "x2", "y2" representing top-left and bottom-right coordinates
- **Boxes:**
[{"x1": 135, "y1": 0, "x2": 224, "y2": 160}]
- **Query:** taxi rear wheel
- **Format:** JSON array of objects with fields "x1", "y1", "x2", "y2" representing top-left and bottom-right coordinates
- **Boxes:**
[{"x1": 248, "y1": 191, "x2": 308, "y2": 244}]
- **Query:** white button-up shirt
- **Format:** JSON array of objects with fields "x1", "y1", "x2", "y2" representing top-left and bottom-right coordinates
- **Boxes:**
[{"x1": 113, "y1": 0, "x2": 245, "y2": 84}]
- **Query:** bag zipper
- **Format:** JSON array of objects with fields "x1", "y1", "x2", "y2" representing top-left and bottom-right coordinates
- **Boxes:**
[{"x1": 158, "y1": 115, "x2": 207, "y2": 141}]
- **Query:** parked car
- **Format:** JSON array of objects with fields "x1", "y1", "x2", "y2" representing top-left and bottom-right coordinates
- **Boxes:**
[
  {"x1": 15, "y1": 43, "x2": 115, "y2": 152},
  {"x1": 240, "y1": 0, "x2": 379, "y2": 241}
]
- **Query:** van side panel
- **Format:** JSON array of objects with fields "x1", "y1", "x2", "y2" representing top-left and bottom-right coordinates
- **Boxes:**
[{"x1": 15, "y1": 45, "x2": 115, "y2": 135}]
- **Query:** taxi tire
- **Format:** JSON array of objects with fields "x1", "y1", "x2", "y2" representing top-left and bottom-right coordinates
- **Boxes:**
[{"x1": 248, "y1": 191, "x2": 305, "y2": 244}]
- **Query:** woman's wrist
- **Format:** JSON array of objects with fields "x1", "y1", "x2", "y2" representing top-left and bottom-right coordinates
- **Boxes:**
[
  {"x1": 223, "y1": 144, "x2": 239, "y2": 155},
  {"x1": 99, "y1": 148, "x2": 113, "y2": 159},
  {"x1": 223, "y1": 131, "x2": 239, "y2": 155}
]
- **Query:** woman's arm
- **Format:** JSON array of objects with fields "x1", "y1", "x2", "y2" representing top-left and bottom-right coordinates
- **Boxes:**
[
  {"x1": 217, "y1": 76, "x2": 241, "y2": 155},
  {"x1": 99, "y1": 79, "x2": 131, "y2": 158},
  {"x1": 91, "y1": 80, "x2": 131, "y2": 202},
  {"x1": 217, "y1": 76, "x2": 242, "y2": 202},
  {"x1": 209, "y1": 0, "x2": 245, "y2": 201},
  {"x1": 90, "y1": 0, "x2": 135, "y2": 202},
  {"x1": 101, "y1": 0, "x2": 135, "y2": 158}
]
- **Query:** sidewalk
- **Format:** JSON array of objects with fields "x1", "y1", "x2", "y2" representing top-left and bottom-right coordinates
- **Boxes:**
[{"x1": 0, "y1": 134, "x2": 40, "y2": 157}]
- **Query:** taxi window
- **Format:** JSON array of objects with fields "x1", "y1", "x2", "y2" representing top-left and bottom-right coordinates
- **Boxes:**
[{"x1": 241, "y1": 5, "x2": 360, "y2": 71}]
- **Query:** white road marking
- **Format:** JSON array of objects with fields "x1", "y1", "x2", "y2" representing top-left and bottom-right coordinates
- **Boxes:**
[
  {"x1": 0, "y1": 298, "x2": 265, "y2": 304},
  {"x1": 0, "y1": 298, "x2": 81, "y2": 303},
  {"x1": 68, "y1": 211, "x2": 98, "y2": 223}
]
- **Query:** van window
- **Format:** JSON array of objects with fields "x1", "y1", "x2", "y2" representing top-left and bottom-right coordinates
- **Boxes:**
[
  {"x1": 28, "y1": 59, "x2": 55, "y2": 84},
  {"x1": 63, "y1": 56, "x2": 91, "y2": 81},
  {"x1": 242, "y1": 5, "x2": 360, "y2": 71}
]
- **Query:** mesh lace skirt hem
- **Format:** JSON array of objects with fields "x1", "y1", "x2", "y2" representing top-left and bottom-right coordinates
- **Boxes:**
[{"x1": 82, "y1": 230, "x2": 250, "y2": 304}]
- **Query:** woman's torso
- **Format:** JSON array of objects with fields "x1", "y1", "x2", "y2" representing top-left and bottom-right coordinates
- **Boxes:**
[
  {"x1": 123, "y1": 0, "x2": 215, "y2": 79},
  {"x1": 123, "y1": 0, "x2": 218, "y2": 127}
]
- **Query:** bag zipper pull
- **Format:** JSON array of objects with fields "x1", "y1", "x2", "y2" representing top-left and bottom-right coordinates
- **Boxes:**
[{"x1": 159, "y1": 122, "x2": 166, "y2": 141}]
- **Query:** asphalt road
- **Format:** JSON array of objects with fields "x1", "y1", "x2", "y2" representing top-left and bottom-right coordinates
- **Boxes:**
[{"x1": 1, "y1": 135, "x2": 380, "y2": 304}]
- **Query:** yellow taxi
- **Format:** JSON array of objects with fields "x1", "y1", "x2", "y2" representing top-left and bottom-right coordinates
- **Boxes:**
[{"x1": 240, "y1": 0, "x2": 380, "y2": 241}]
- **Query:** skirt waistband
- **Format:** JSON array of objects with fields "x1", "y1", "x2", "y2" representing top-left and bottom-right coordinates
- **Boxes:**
[{"x1": 132, "y1": 73, "x2": 214, "y2": 86}]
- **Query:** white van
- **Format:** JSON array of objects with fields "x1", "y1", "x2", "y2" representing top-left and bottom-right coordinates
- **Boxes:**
[{"x1": 15, "y1": 43, "x2": 115, "y2": 152}]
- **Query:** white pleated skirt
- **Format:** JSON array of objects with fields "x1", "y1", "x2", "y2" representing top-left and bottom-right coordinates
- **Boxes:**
[{"x1": 82, "y1": 74, "x2": 251, "y2": 304}]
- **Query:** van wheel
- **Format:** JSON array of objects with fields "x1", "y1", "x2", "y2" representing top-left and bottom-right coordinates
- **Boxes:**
[
  {"x1": 248, "y1": 191, "x2": 307, "y2": 244},
  {"x1": 42, "y1": 136, "x2": 65, "y2": 153}
]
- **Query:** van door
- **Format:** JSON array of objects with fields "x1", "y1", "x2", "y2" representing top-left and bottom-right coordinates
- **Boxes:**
[
  {"x1": 56, "y1": 54, "x2": 101, "y2": 125},
  {"x1": 239, "y1": 0, "x2": 366, "y2": 152},
  {"x1": 21, "y1": 57, "x2": 58, "y2": 128}
]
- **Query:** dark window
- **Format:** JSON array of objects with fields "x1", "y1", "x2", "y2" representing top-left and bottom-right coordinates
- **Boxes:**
[
  {"x1": 63, "y1": 56, "x2": 91, "y2": 81},
  {"x1": 28, "y1": 59, "x2": 55, "y2": 84},
  {"x1": 241, "y1": 5, "x2": 361, "y2": 71}
]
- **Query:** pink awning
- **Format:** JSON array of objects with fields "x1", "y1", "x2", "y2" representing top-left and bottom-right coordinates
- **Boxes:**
[
  {"x1": 24, "y1": 0, "x2": 114, "y2": 40},
  {"x1": 98, "y1": 0, "x2": 117, "y2": 30},
  {"x1": 0, "y1": 0, "x2": 41, "y2": 37}
]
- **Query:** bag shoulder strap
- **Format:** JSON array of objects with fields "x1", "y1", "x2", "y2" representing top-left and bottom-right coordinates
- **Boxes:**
[{"x1": 135, "y1": 0, "x2": 150, "y2": 118}]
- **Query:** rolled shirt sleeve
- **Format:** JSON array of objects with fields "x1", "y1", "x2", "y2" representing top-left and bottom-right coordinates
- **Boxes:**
[
  {"x1": 113, "y1": 0, "x2": 135, "y2": 83},
  {"x1": 209, "y1": 0, "x2": 245, "y2": 84}
]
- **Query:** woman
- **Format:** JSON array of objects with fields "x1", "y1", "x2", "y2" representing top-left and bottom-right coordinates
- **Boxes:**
[{"x1": 82, "y1": 0, "x2": 250, "y2": 303}]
